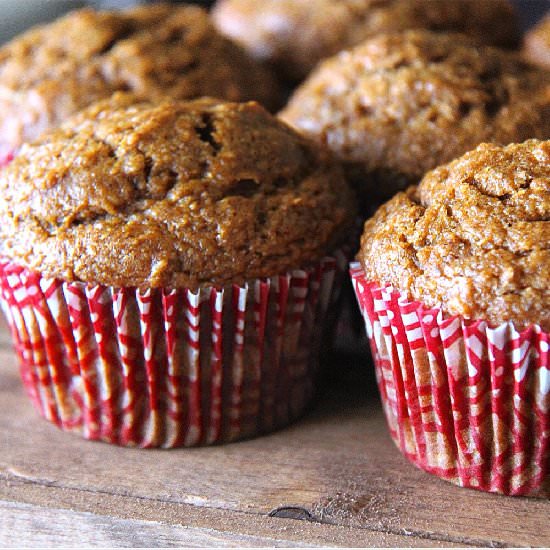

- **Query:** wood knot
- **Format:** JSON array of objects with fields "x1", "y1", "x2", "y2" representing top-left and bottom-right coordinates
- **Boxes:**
[{"x1": 268, "y1": 506, "x2": 314, "y2": 521}]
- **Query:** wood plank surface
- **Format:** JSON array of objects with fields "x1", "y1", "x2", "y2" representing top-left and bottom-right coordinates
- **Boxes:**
[
  {"x1": 1, "y1": 501, "x2": 323, "y2": 548},
  {"x1": 0, "y1": 317, "x2": 548, "y2": 548}
]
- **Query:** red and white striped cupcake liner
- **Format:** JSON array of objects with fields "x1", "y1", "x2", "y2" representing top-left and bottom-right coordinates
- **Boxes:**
[
  {"x1": 0, "y1": 149, "x2": 14, "y2": 168},
  {"x1": 351, "y1": 263, "x2": 549, "y2": 497},
  {"x1": 0, "y1": 253, "x2": 345, "y2": 447}
]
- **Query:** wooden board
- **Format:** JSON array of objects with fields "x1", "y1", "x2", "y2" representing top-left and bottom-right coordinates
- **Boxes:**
[{"x1": 0, "y1": 317, "x2": 549, "y2": 548}]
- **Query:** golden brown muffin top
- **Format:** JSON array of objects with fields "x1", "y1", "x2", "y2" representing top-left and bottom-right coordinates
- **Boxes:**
[
  {"x1": 358, "y1": 140, "x2": 550, "y2": 331},
  {"x1": 280, "y1": 31, "x2": 550, "y2": 202},
  {"x1": 213, "y1": 0, "x2": 519, "y2": 81},
  {"x1": 0, "y1": 4, "x2": 281, "y2": 154},
  {"x1": 524, "y1": 13, "x2": 550, "y2": 70},
  {"x1": 0, "y1": 96, "x2": 356, "y2": 289}
]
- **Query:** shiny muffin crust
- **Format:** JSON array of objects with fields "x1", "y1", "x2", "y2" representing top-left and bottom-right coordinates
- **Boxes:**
[
  {"x1": 0, "y1": 3, "x2": 281, "y2": 153},
  {"x1": 0, "y1": 96, "x2": 356, "y2": 289},
  {"x1": 358, "y1": 140, "x2": 550, "y2": 331},
  {"x1": 213, "y1": 0, "x2": 519, "y2": 81},
  {"x1": 281, "y1": 31, "x2": 550, "y2": 203},
  {"x1": 524, "y1": 13, "x2": 550, "y2": 70}
]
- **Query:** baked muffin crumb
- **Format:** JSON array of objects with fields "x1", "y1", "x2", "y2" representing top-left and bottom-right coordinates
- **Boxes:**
[
  {"x1": 358, "y1": 140, "x2": 550, "y2": 330},
  {"x1": 281, "y1": 30, "x2": 550, "y2": 202},
  {"x1": 0, "y1": 97, "x2": 356, "y2": 288},
  {"x1": 213, "y1": 0, "x2": 519, "y2": 81},
  {"x1": 0, "y1": 4, "x2": 281, "y2": 152}
]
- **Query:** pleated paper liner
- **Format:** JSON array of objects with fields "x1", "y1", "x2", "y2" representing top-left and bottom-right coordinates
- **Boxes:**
[
  {"x1": 0, "y1": 253, "x2": 345, "y2": 448},
  {"x1": 350, "y1": 262, "x2": 549, "y2": 497},
  {"x1": 0, "y1": 149, "x2": 14, "y2": 168}
]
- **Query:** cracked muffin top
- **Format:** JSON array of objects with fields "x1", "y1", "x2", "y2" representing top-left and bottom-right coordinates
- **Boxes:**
[
  {"x1": 0, "y1": 96, "x2": 356, "y2": 289},
  {"x1": 280, "y1": 31, "x2": 550, "y2": 204},
  {"x1": 524, "y1": 13, "x2": 550, "y2": 70},
  {"x1": 358, "y1": 140, "x2": 550, "y2": 330},
  {"x1": 213, "y1": 0, "x2": 519, "y2": 81},
  {"x1": 0, "y1": 3, "x2": 281, "y2": 155}
]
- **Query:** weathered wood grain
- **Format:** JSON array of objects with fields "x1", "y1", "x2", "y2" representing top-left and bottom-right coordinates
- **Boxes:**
[
  {"x1": 5, "y1": 499, "x2": 368, "y2": 548},
  {"x1": 0, "y1": 489, "x2": 456, "y2": 548},
  {"x1": 0, "y1": 318, "x2": 548, "y2": 547},
  {"x1": 1, "y1": 500, "x2": 322, "y2": 548}
]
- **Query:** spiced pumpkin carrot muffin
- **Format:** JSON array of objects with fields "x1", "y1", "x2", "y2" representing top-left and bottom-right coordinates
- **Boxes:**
[
  {"x1": 351, "y1": 139, "x2": 550, "y2": 496},
  {"x1": 0, "y1": 3, "x2": 281, "y2": 158},
  {"x1": 281, "y1": 30, "x2": 550, "y2": 205},
  {"x1": 524, "y1": 12, "x2": 550, "y2": 70},
  {"x1": 0, "y1": 95, "x2": 356, "y2": 447},
  {"x1": 213, "y1": 0, "x2": 519, "y2": 81}
]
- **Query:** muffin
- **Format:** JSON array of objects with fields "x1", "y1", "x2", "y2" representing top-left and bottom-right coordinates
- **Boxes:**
[
  {"x1": 213, "y1": 0, "x2": 519, "y2": 82},
  {"x1": 524, "y1": 13, "x2": 550, "y2": 70},
  {"x1": 0, "y1": 96, "x2": 356, "y2": 447},
  {"x1": 351, "y1": 139, "x2": 550, "y2": 496},
  {"x1": 281, "y1": 31, "x2": 550, "y2": 206},
  {"x1": 0, "y1": 3, "x2": 281, "y2": 159}
]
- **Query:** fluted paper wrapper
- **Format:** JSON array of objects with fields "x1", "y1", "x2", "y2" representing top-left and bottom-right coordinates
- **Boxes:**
[
  {"x1": 0, "y1": 149, "x2": 14, "y2": 168},
  {"x1": 351, "y1": 263, "x2": 549, "y2": 496},
  {"x1": 0, "y1": 255, "x2": 344, "y2": 447}
]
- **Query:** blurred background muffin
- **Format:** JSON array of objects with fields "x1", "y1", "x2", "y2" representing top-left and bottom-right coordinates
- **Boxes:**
[
  {"x1": 212, "y1": 0, "x2": 520, "y2": 82},
  {"x1": 523, "y1": 11, "x2": 550, "y2": 69},
  {"x1": 280, "y1": 30, "x2": 550, "y2": 206},
  {"x1": 0, "y1": 3, "x2": 281, "y2": 157}
]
